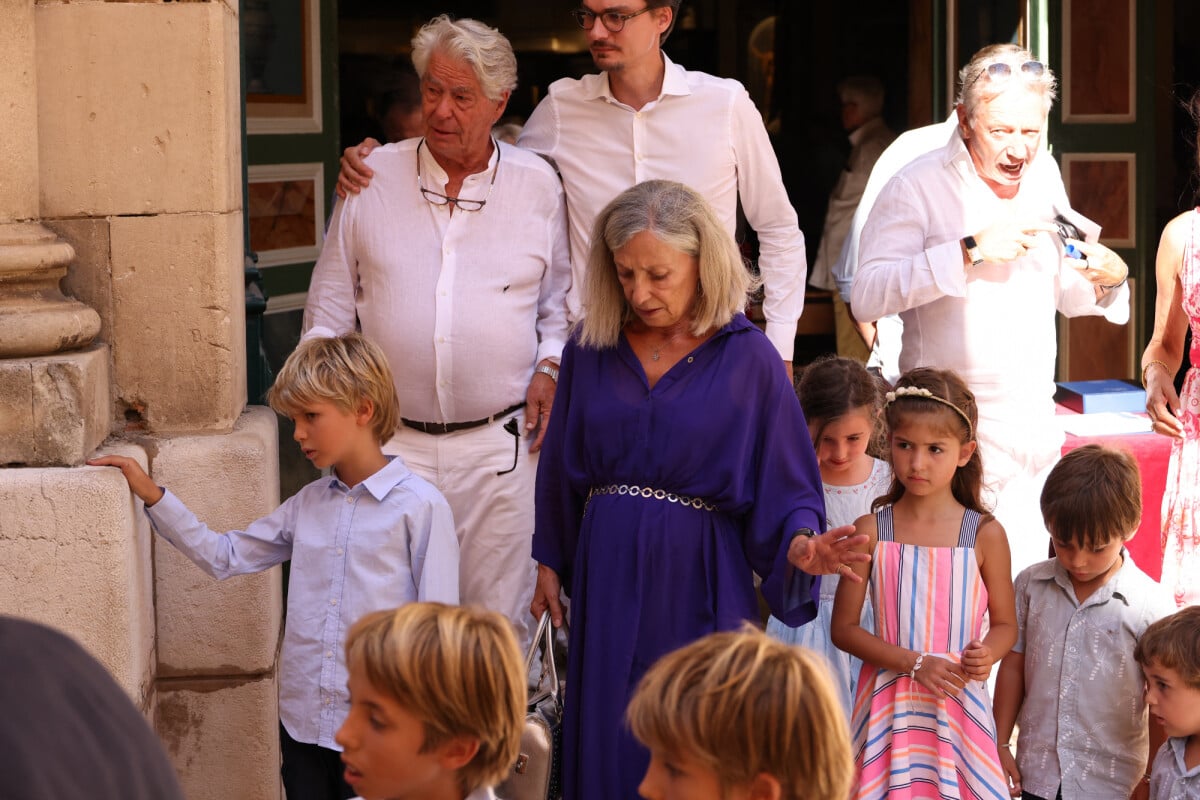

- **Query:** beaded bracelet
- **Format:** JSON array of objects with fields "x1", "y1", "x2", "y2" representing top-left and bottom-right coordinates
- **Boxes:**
[
  {"x1": 1142, "y1": 359, "x2": 1170, "y2": 387},
  {"x1": 910, "y1": 652, "x2": 927, "y2": 679}
]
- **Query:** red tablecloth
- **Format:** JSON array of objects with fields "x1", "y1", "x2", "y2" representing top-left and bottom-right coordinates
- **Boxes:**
[{"x1": 1058, "y1": 406, "x2": 1171, "y2": 581}]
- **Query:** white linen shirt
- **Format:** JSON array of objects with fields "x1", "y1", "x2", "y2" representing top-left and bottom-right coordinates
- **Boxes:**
[
  {"x1": 145, "y1": 456, "x2": 460, "y2": 750},
  {"x1": 1011, "y1": 554, "x2": 1175, "y2": 799},
  {"x1": 305, "y1": 139, "x2": 571, "y2": 424},
  {"x1": 1149, "y1": 738, "x2": 1200, "y2": 800},
  {"x1": 851, "y1": 129, "x2": 1129, "y2": 470},
  {"x1": 518, "y1": 54, "x2": 807, "y2": 359}
]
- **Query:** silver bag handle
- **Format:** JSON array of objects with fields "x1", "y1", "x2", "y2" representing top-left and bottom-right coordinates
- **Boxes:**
[{"x1": 526, "y1": 610, "x2": 562, "y2": 705}]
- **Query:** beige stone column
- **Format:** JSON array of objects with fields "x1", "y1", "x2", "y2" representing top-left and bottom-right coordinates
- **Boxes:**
[{"x1": 0, "y1": 0, "x2": 106, "y2": 467}]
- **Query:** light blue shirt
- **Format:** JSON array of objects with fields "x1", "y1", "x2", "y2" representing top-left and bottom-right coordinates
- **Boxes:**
[
  {"x1": 1150, "y1": 737, "x2": 1200, "y2": 800},
  {"x1": 146, "y1": 455, "x2": 459, "y2": 749}
]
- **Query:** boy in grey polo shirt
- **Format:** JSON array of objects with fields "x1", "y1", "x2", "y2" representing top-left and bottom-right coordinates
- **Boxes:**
[{"x1": 993, "y1": 445, "x2": 1175, "y2": 800}]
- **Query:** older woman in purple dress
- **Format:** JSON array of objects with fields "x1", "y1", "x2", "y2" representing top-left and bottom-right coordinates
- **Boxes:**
[{"x1": 530, "y1": 179, "x2": 869, "y2": 800}]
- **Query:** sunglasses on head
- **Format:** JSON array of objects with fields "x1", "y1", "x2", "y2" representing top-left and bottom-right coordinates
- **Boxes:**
[{"x1": 967, "y1": 60, "x2": 1046, "y2": 90}]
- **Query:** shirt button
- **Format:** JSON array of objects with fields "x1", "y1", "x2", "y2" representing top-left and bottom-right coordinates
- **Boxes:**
[
  {"x1": 345, "y1": 496, "x2": 353, "y2": 504},
  {"x1": 325, "y1": 650, "x2": 333, "y2": 658},
  {"x1": 636, "y1": 152, "x2": 644, "y2": 161},
  {"x1": 635, "y1": 111, "x2": 642, "y2": 119},
  {"x1": 437, "y1": 336, "x2": 445, "y2": 343},
  {"x1": 336, "y1": 547, "x2": 344, "y2": 555},
  {"x1": 330, "y1": 598, "x2": 338, "y2": 606}
]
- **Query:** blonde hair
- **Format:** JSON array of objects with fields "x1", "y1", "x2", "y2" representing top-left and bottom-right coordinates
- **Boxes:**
[
  {"x1": 267, "y1": 333, "x2": 399, "y2": 445},
  {"x1": 578, "y1": 180, "x2": 755, "y2": 349},
  {"x1": 626, "y1": 626, "x2": 854, "y2": 800},
  {"x1": 411, "y1": 15, "x2": 517, "y2": 103},
  {"x1": 344, "y1": 603, "x2": 526, "y2": 795}
]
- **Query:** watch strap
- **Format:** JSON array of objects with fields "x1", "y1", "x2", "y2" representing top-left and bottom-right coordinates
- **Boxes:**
[
  {"x1": 535, "y1": 363, "x2": 559, "y2": 382},
  {"x1": 963, "y1": 235, "x2": 984, "y2": 266}
]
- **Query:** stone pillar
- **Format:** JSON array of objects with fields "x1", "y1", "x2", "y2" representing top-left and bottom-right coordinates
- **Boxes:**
[
  {"x1": 1, "y1": 1, "x2": 284, "y2": 797},
  {"x1": 0, "y1": 0, "x2": 107, "y2": 468}
]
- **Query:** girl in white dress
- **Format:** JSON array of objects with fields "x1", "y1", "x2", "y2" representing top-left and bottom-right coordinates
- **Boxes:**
[{"x1": 767, "y1": 356, "x2": 891, "y2": 717}]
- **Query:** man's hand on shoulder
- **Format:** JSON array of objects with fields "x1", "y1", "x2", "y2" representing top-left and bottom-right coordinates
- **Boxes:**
[{"x1": 336, "y1": 138, "x2": 381, "y2": 199}]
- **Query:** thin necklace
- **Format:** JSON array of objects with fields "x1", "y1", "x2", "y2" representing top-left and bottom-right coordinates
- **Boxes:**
[{"x1": 652, "y1": 346, "x2": 660, "y2": 361}]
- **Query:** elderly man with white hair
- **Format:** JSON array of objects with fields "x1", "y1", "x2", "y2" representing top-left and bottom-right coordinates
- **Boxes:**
[
  {"x1": 304, "y1": 15, "x2": 570, "y2": 657},
  {"x1": 851, "y1": 44, "x2": 1130, "y2": 573}
]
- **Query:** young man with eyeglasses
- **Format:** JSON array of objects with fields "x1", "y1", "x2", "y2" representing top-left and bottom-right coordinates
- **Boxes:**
[
  {"x1": 850, "y1": 43, "x2": 1131, "y2": 577},
  {"x1": 338, "y1": 1, "x2": 807, "y2": 378},
  {"x1": 304, "y1": 15, "x2": 570, "y2": 653}
]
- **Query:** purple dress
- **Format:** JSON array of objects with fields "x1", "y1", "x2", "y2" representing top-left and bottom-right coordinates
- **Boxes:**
[{"x1": 533, "y1": 314, "x2": 825, "y2": 800}]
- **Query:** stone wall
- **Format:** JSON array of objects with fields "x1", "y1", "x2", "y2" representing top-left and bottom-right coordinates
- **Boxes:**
[{"x1": 1, "y1": 1, "x2": 283, "y2": 797}]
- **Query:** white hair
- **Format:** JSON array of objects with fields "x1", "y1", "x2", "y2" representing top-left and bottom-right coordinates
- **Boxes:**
[
  {"x1": 411, "y1": 15, "x2": 517, "y2": 102},
  {"x1": 956, "y1": 43, "x2": 1057, "y2": 120}
]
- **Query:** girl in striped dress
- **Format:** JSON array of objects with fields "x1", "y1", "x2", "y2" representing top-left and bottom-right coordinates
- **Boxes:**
[{"x1": 831, "y1": 368, "x2": 1017, "y2": 800}]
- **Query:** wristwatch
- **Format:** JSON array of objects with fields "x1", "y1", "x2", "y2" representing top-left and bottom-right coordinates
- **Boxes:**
[
  {"x1": 535, "y1": 363, "x2": 559, "y2": 382},
  {"x1": 962, "y1": 235, "x2": 984, "y2": 267},
  {"x1": 793, "y1": 527, "x2": 817, "y2": 540}
]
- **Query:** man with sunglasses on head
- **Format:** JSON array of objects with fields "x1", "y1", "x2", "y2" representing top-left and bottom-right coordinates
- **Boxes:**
[
  {"x1": 339, "y1": 1, "x2": 807, "y2": 377},
  {"x1": 851, "y1": 43, "x2": 1130, "y2": 575},
  {"x1": 304, "y1": 15, "x2": 570, "y2": 653}
]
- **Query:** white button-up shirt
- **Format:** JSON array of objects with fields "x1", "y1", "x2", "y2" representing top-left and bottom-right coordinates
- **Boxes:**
[
  {"x1": 518, "y1": 54, "x2": 807, "y2": 359},
  {"x1": 145, "y1": 457, "x2": 459, "y2": 749},
  {"x1": 851, "y1": 130, "x2": 1129, "y2": 471},
  {"x1": 1011, "y1": 554, "x2": 1174, "y2": 799},
  {"x1": 305, "y1": 139, "x2": 571, "y2": 424}
]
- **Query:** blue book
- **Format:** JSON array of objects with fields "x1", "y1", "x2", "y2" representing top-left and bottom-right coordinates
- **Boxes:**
[{"x1": 1055, "y1": 379, "x2": 1146, "y2": 414}]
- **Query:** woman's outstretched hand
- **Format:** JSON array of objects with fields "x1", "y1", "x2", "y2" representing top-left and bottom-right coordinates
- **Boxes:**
[{"x1": 787, "y1": 524, "x2": 871, "y2": 582}]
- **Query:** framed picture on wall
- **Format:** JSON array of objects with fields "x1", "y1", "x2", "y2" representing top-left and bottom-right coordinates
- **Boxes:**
[
  {"x1": 244, "y1": 0, "x2": 323, "y2": 134},
  {"x1": 247, "y1": 162, "x2": 325, "y2": 268}
]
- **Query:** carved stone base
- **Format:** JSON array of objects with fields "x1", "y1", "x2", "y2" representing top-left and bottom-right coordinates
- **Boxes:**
[
  {"x1": 0, "y1": 222, "x2": 100, "y2": 357},
  {"x1": 0, "y1": 344, "x2": 110, "y2": 466}
]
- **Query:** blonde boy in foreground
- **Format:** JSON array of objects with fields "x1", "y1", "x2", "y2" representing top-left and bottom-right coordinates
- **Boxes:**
[
  {"x1": 1136, "y1": 605, "x2": 1200, "y2": 799},
  {"x1": 90, "y1": 333, "x2": 459, "y2": 800},
  {"x1": 336, "y1": 603, "x2": 525, "y2": 800},
  {"x1": 626, "y1": 626, "x2": 854, "y2": 800}
]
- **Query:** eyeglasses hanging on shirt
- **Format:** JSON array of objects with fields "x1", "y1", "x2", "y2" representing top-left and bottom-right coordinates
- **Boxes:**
[{"x1": 416, "y1": 137, "x2": 501, "y2": 212}]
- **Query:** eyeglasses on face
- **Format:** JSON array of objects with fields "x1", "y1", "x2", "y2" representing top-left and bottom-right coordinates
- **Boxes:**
[
  {"x1": 967, "y1": 59, "x2": 1046, "y2": 90},
  {"x1": 571, "y1": 6, "x2": 653, "y2": 33}
]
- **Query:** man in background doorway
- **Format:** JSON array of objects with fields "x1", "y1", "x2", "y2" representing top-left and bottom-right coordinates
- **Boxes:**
[{"x1": 808, "y1": 75, "x2": 894, "y2": 362}]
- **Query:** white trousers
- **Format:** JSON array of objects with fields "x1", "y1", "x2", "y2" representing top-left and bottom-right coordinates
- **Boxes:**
[
  {"x1": 385, "y1": 410, "x2": 538, "y2": 651},
  {"x1": 976, "y1": 410, "x2": 1058, "y2": 578}
]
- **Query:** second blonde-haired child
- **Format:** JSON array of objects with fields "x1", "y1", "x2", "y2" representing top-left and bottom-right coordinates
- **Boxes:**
[
  {"x1": 994, "y1": 444, "x2": 1174, "y2": 800},
  {"x1": 336, "y1": 603, "x2": 526, "y2": 800},
  {"x1": 1136, "y1": 605, "x2": 1200, "y2": 799},
  {"x1": 89, "y1": 333, "x2": 460, "y2": 800},
  {"x1": 767, "y1": 355, "x2": 890, "y2": 716},
  {"x1": 831, "y1": 367, "x2": 1016, "y2": 799},
  {"x1": 627, "y1": 625, "x2": 854, "y2": 800}
]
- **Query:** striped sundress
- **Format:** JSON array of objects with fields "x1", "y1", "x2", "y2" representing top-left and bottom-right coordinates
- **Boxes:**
[{"x1": 850, "y1": 506, "x2": 1008, "y2": 800}]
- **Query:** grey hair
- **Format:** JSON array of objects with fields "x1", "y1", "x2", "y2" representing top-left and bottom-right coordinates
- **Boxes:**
[
  {"x1": 956, "y1": 43, "x2": 1057, "y2": 121},
  {"x1": 411, "y1": 15, "x2": 517, "y2": 102},
  {"x1": 838, "y1": 75, "x2": 885, "y2": 120},
  {"x1": 577, "y1": 180, "x2": 756, "y2": 350}
]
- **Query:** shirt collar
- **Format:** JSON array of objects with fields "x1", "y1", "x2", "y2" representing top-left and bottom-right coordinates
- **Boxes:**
[
  {"x1": 848, "y1": 116, "x2": 886, "y2": 147},
  {"x1": 326, "y1": 455, "x2": 414, "y2": 501},
  {"x1": 1168, "y1": 735, "x2": 1200, "y2": 776},
  {"x1": 1033, "y1": 547, "x2": 1136, "y2": 606},
  {"x1": 583, "y1": 52, "x2": 691, "y2": 104},
  {"x1": 418, "y1": 138, "x2": 500, "y2": 187}
]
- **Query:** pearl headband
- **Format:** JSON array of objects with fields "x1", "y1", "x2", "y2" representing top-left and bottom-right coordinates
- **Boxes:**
[{"x1": 884, "y1": 386, "x2": 974, "y2": 439}]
